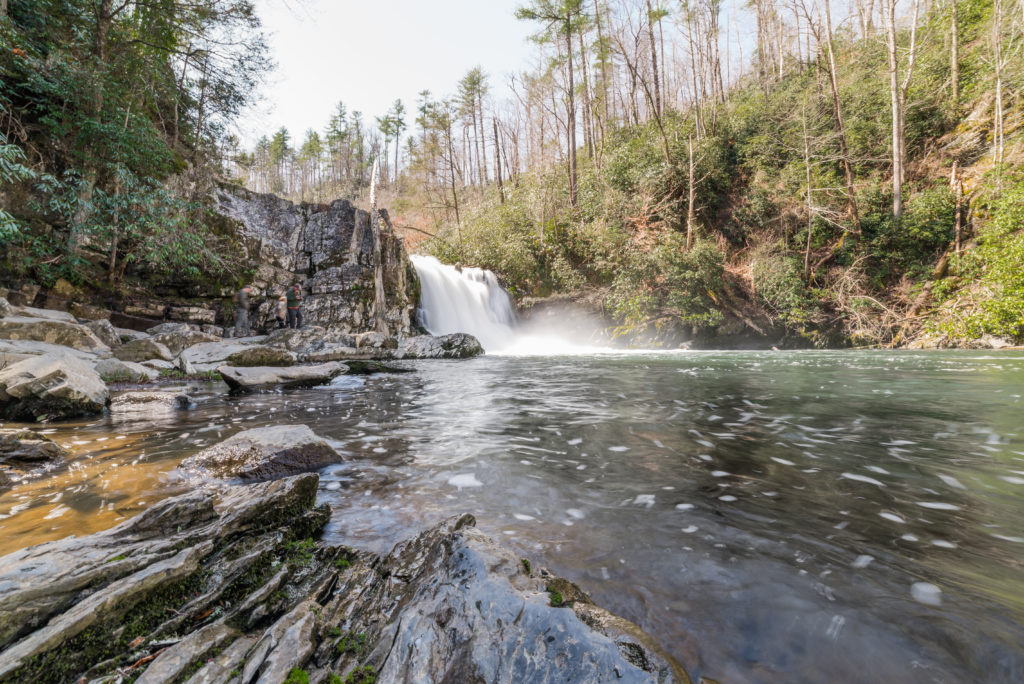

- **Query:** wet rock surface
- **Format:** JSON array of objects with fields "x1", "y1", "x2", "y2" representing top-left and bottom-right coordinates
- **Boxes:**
[
  {"x1": 0, "y1": 429, "x2": 67, "y2": 465},
  {"x1": 109, "y1": 391, "x2": 194, "y2": 414},
  {"x1": 218, "y1": 362, "x2": 346, "y2": 392},
  {"x1": 396, "y1": 333, "x2": 484, "y2": 359},
  {"x1": 0, "y1": 354, "x2": 109, "y2": 421},
  {"x1": 0, "y1": 466, "x2": 688, "y2": 684},
  {"x1": 177, "y1": 425, "x2": 341, "y2": 482}
]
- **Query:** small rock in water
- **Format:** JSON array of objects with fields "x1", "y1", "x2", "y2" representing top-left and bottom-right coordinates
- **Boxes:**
[
  {"x1": 910, "y1": 582, "x2": 942, "y2": 606},
  {"x1": 852, "y1": 554, "x2": 874, "y2": 569}
]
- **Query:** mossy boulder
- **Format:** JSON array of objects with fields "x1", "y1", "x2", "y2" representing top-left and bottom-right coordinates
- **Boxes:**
[{"x1": 225, "y1": 346, "x2": 297, "y2": 367}]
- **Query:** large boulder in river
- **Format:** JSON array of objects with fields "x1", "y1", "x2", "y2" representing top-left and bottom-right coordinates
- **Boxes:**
[
  {"x1": 0, "y1": 472, "x2": 688, "y2": 683},
  {"x1": 94, "y1": 357, "x2": 160, "y2": 383},
  {"x1": 178, "y1": 340, "x2": 251, "y2": 368},
  {"x1": 0, "y1": 354, "x2": 108, "y2": 421},
  {"x1": 145, "y1": 321, "x2": 200, "y2": 336},
  {"x1": 109, "y1": 391, "x2": 193, "y2": 415},
  {"x1": 151, "y1": 329, "x2": 222, "y2": 356},
  {"x1": 0, "y1": 316, "x2": 110, "y2": 354},
  {"x1": 397, "y1": 332, "x2": 484, "y2": 359},
  {"x1": 177, "y1": 425, "x2": 339, "y2": 482},
  {"x1": 263, "y1": 325, "x2": 354, "y2": 353},
  {"x1": 84, "y1": 319, "x2": 121, "y2": 349},
  {"x1": 217, "y1": 362, "x2": 345, "y2": 391},
  {"x1": 0, "y1": 429, "x2": 68, "y2": 465},
  {"x1": 224, "y1": 345, "x2": 297, "y2": 367},
  {"x1": 113, "y1": 338, "x2": 174, "y2": 363}
]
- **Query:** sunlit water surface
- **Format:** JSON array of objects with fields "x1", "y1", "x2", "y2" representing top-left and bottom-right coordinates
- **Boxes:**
[{"x1": 1, "y1": 350, "x2": 1023, "y2": 683}]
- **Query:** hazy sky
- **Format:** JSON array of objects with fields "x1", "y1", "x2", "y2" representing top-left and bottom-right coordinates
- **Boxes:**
[{"x1": 237, "y1": 0, "x2": 536, "y2": 146}]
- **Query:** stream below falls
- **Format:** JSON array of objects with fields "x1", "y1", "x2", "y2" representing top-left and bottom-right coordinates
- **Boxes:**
[{"x1": 1, "y1": 349, "x2": 1023, "y2": 683}]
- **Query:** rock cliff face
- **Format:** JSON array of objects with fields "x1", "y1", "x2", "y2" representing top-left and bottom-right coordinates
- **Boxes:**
[{"x1": 216, "y1": 185, "x2": 418, "y2": 337}]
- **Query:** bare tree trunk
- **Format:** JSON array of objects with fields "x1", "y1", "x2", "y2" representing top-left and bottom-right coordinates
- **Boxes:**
[
  {"x1": 802, "y1": 105, "x2": 814, "y2": 279},
  {"x1": 494, "y1": 118, "x2": 504, "y2": 203},
  {"x1": 883, "y1": 0, "x2": 904, "y2": 217},
  {"x1": 565, "y1": 20, "x2": 578, "y2": 208},
  {"x1": 950, "y1": 0, "x2": 960, "y2": 104},
  {"x1": 645, "y1": 0, "x2": 662, "y2": 116},
  {"x1": 823, "y1": 0, "x2": 860, "y2": 228},
  {"x1": 952, "y1": 161, "x2": 963, "y2": 253},
  {"x1": 686, "y1": 133, "x2": 697, "y2": 250},
  {"x1": 991, "y1": 0, "x2": 1005, "y2": 187}
]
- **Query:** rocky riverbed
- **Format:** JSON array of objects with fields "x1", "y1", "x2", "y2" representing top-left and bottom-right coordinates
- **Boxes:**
[
  {"x1": 0, "y1": 424, "x2": 689, "y2": 684},
  {"x1": 0, "y1": 297, "x2": 691, "y2": 683}
]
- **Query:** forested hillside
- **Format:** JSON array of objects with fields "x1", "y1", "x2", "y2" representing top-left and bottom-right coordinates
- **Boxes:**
[
  {"x1": 0, "y1": 0, "x2": 267, "y2": 291},
  {"x1": 3, "y1": 1, "x2": 1022, "y2": 347},
  {"x1": 234, "y1": 0, "x2": 1023, "y2": 348}
]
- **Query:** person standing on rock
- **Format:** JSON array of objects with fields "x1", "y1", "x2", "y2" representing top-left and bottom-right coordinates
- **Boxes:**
[
  {"x1": 275, "y1": 295, "x2": 287, "y2": 329},
  {"x1": 286, "y1": 284, "x2": 303, "y2": 329},
  {"x1": 235, "y1": 285, "x2": 252, "y2": 337}
]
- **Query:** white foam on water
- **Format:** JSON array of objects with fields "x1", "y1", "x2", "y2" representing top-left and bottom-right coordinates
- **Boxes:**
[
  {"x1": 931, "y1": 539, "x2": 957, "y2": 548},
  {"x1": 448, "y1": 473, "x2": 482, "y2": 489},
  {"x1": 633, "y1": 494, "x2": 656, "y2": 507},
  {"x1": 719, "y1": 495, "x2": 738, "y2": 502},
  {"x1": 44, "y1": 505, "x2": 69, "y2": 520},
  {"x1": 866, "y1": 465, "x2": 890, "y2": 474},
  {"x1": 711, "y1": 470, "x2": 730, "y2": 477},
  {"x1": 916, "y1": 502, "x2": 961, "y2": 510},
  {"x1": 852, "y1": 554, "x2": 874, "y2": 568},
  {"x1": 842, "y1": 472, "x2": 886, "y2": 487},
  {"x1": 675, "y1": 503, "x2": 695, "y2": 510},
  {"x1": 1000, "y1": 476, "x2": 1024, "y2": 485},
  {"x1": 910, "y1": 582, "x2": 942, "y2": 606},
  {"x1": 609, "y1": 446, "x2": 630, "y2": 452},
  {"x1": 771, "y1": 457, "x2": 795, "y2": 466},
  {"x1": 879, "y1": 512, "x2": 905, "y2": 523},
  {"x1": 566, "y1": 508, "x2": 585, "y2": 519},
  {"x1": 901, "y1": 533, "x2": 919, "y2": 541},
  {"x1": 937, "y1": 474, "x2": 966, "y2": 489},
  {"x1": 513, "y1": 513, "x2": 536, "y2": 521},
  {"x1": 682, "y1": 525, "x2": 699, "y2": 533},
  {"x1": 567, "y1": 438, "x2": 582, "y2": 446}
]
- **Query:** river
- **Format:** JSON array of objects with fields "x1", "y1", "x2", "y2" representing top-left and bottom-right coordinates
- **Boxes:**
[{"x1": 1, "y1": 349, "x2": 1022, "y2": 682}]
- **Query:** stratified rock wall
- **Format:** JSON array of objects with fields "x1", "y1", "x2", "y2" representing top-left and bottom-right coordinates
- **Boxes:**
[{"x1": 216, "y1": 185, "x2": 418, "y2": 336}]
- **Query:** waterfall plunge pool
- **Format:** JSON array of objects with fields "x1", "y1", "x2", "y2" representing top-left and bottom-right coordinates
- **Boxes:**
[{"x1": 2, "y1": 350, "x2": 1023, "y2": 683}]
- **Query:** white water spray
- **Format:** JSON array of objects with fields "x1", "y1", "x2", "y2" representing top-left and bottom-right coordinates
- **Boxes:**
[{"x1": 411, "y1": 255, "x2": 615, "y2": 355}]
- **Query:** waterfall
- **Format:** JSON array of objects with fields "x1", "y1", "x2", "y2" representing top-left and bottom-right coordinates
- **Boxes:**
[{"x1": 411, "y1": 255, "x2": 517, "y2": 351}]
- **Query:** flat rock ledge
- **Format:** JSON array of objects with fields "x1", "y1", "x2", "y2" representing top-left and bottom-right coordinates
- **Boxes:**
[
  {"x1": 0, "y1": 471, "x2": 689, "y2": 684},
  {"x1": 218, "y1": 362, "x2": 346, "y2": 392}
]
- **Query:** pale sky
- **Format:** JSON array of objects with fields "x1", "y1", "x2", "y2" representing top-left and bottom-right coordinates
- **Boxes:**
[{"x1": 236, "y1": 0, "x2": 536, "y2": 147}]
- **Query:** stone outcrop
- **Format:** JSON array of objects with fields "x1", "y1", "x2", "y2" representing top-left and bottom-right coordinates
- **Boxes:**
[
  {"x1": 0, "y1": 429, "x2": 67, "y2": 465},
  {"x1": 151, "y1": 330, "x2": 222, "y2": 356},
  {"x1": 216, "y1": 185, "x2": 418, "y2": 337},
  {"x1": 114, "y1": 338, "x2": 174, "y2": 363},
  {"x1": 109, "y1": 391, "x2": 194, "y2": 414},
  {"x1": 177, "y1": 425, "x2": 341, "y2": 482},
  {"x1": 94, "y1": 358, "x2": 161, "y2": 383},
  {"x1": 224, "y1": 346, "x2": 297, "y2": 367},
  {"x1": 0, "y1": 470, "x2": 689, "y2": 684},
  {"x1": 0, "y1": 316, "x2": 110, "y2": 354},
  {"x1": 84, "y1": 319, "x2": 121, "y2": 349},
  {"x1": 397, "y1": 333, "x2": 484, "y2": 359},
  {"x1": 218, "y1": 362, "x2": 346, "y2": 392},
  {"x1": 0, "y1": 354, "x2": 109, "y2": 421}
]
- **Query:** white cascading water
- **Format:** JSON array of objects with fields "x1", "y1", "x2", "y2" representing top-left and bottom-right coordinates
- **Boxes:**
[
  {"x1": 411, "y1": 255, "x2": 518, "y2": 351},
  {"x1": 410, "y1": 255, "x2": 615, "y2": 355}
]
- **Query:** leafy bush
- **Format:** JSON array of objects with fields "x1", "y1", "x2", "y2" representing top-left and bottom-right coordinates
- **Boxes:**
[
  {"x1": 607, "y1": 235, "x2": 725, "y2": 332},
  {"x1": 751, "y1": 254, "x2": 822, "y2": 325}
]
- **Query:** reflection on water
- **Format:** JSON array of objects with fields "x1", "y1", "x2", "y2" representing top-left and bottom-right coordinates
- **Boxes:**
[{"x1": 1, "y1": 351, "x2": 1023, "y2": 683}]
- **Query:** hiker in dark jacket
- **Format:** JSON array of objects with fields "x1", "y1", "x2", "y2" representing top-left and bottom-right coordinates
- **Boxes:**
[
  {"x1": 235, "y1": 285, "x2": 252, "y2": 337},
  {"x1": 286, "y1": 284, "x2": 303, "y2": 329}
]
